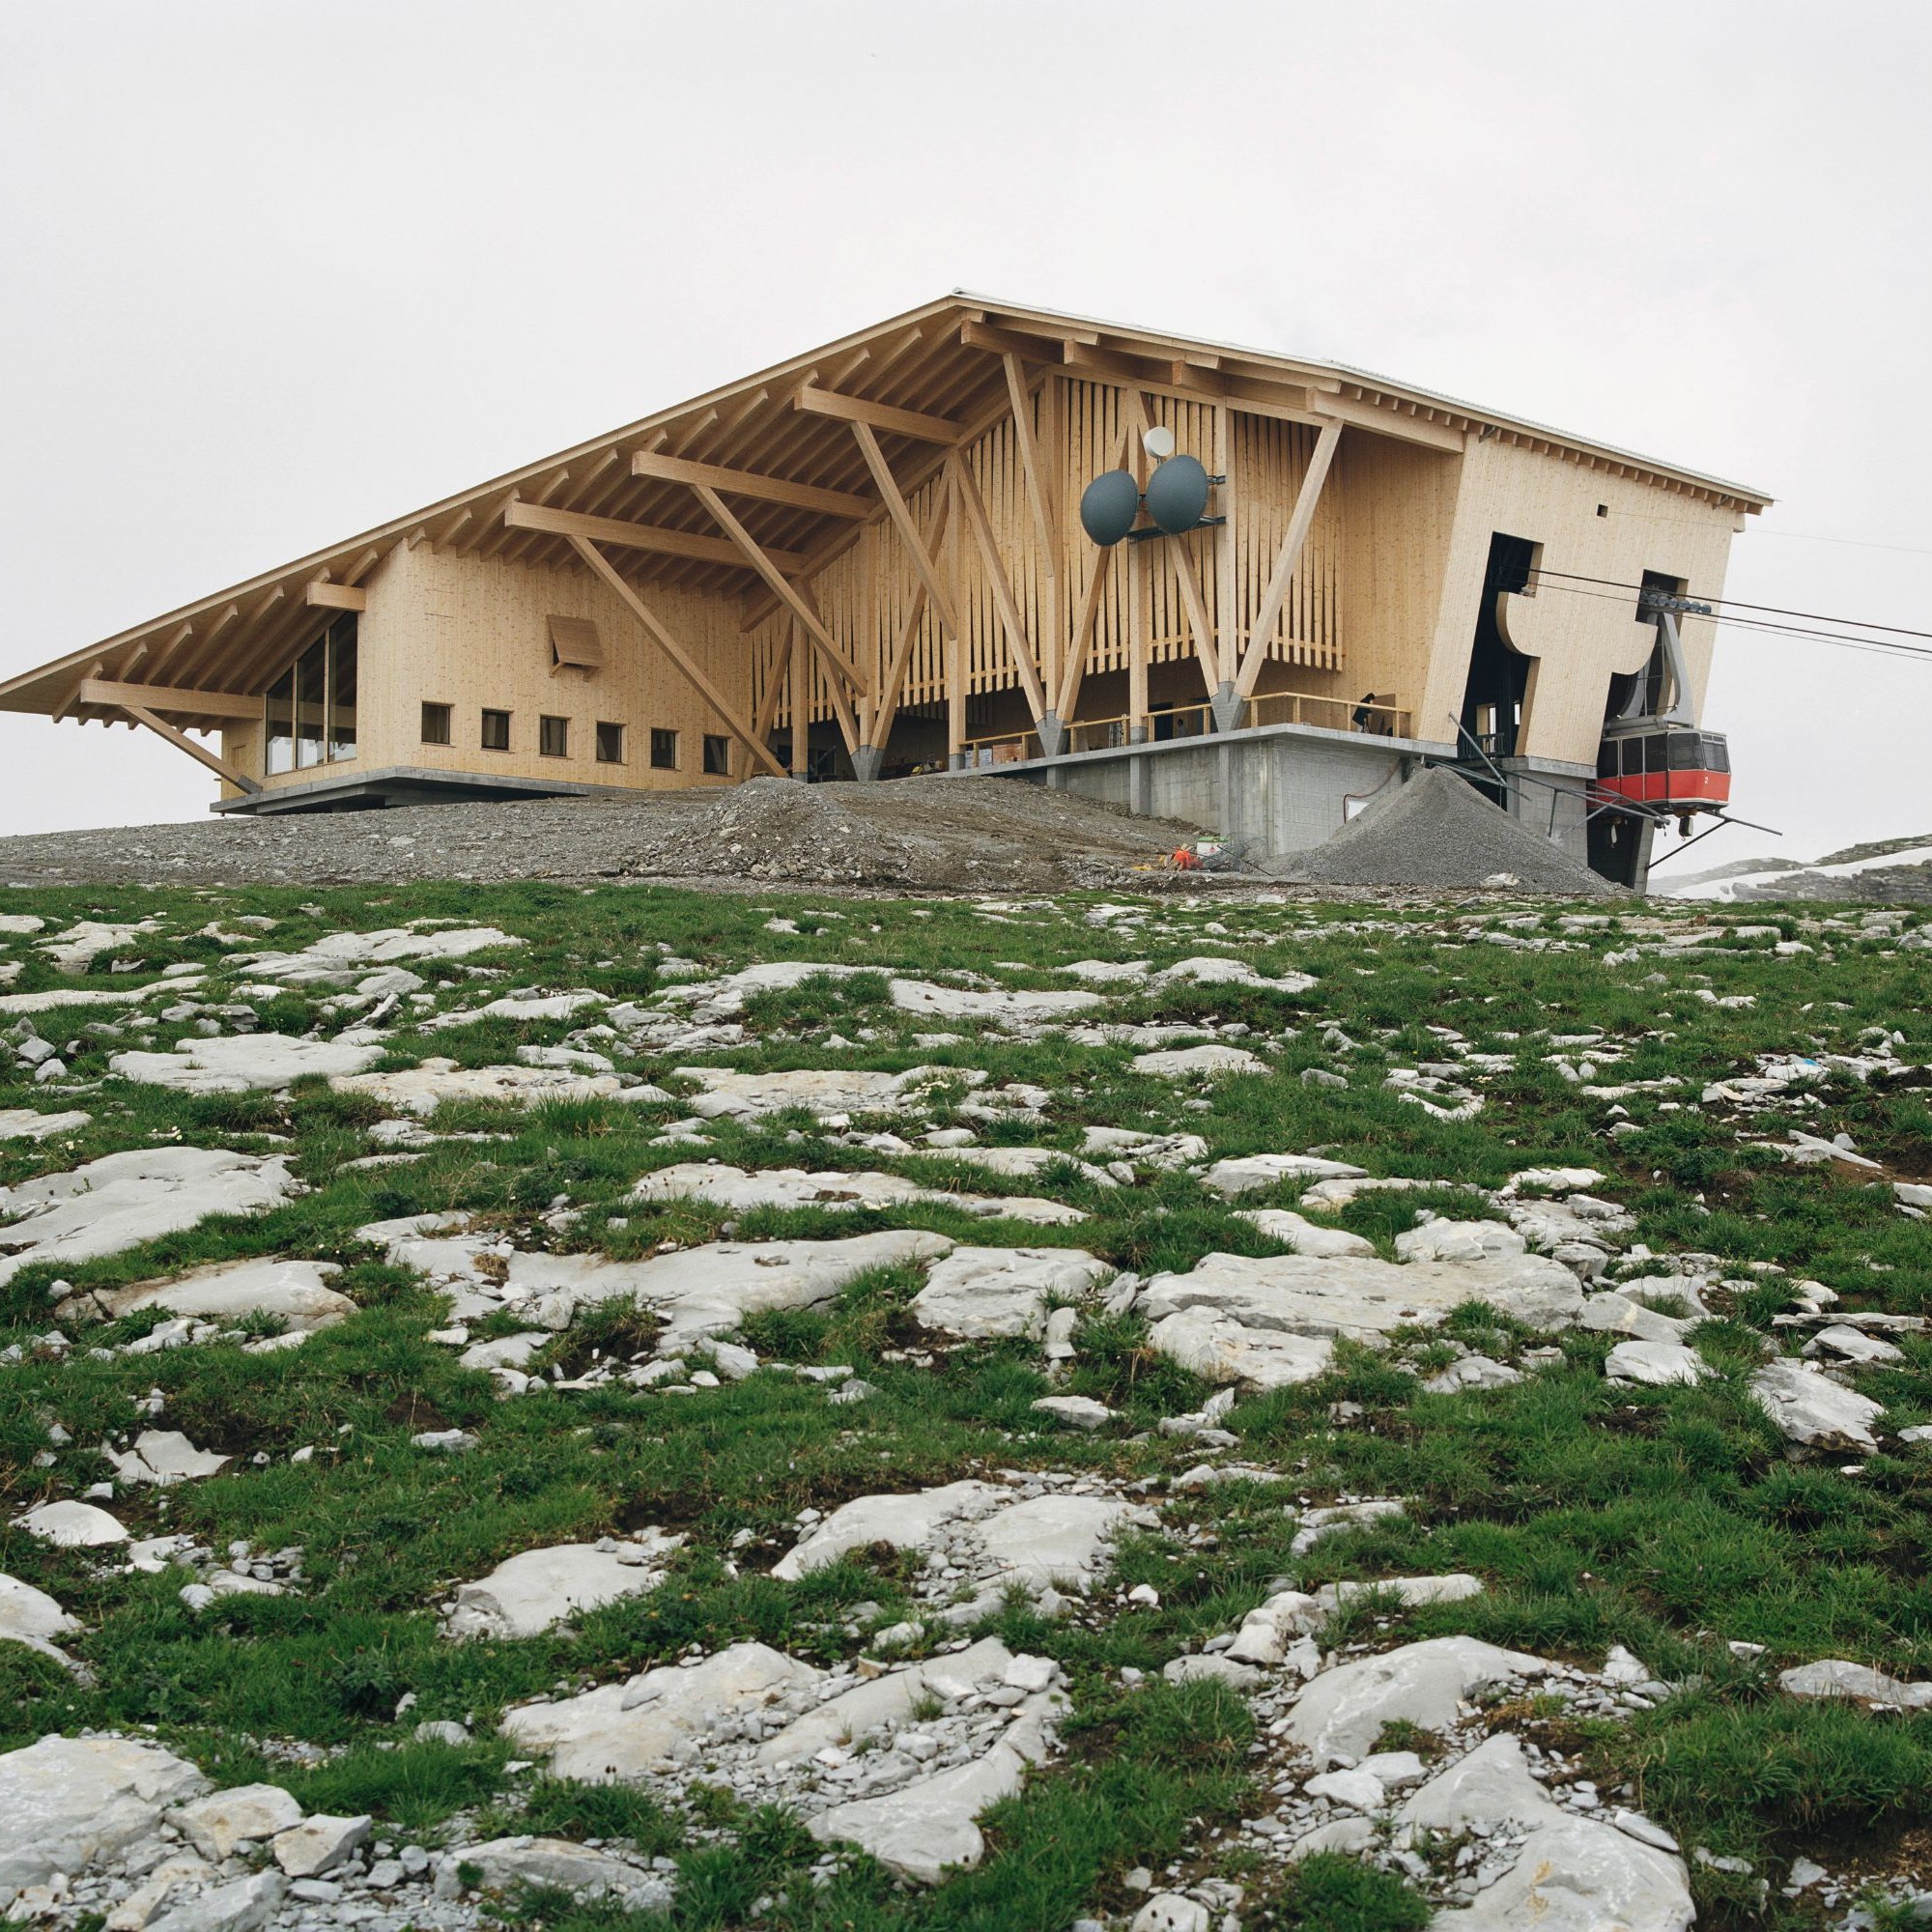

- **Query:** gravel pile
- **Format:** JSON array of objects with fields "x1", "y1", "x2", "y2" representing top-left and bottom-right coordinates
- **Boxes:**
[
  {"x1": 1270, "y1": 766, "x2": 1620, "y2": 897},
  {"x1": 0, "y1": 779, "x2": 1204, "y2": 894}
]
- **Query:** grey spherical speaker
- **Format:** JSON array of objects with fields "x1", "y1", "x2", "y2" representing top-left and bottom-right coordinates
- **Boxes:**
[
  {"x1": 1079, "y1": 469, "x2": 1141, "y2": 547},
  {"x1": 1145, "y1": 453, "x2": 1210, "y2": 535}
]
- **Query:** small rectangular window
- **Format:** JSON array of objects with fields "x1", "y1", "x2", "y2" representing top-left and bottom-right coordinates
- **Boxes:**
[
  {"x1": 595, "y1": 721, "x2": 625, "y2": 764},
  {"x1": 421, "y1": 701, "x2": 452, "y2": 746},
  {"x1": 650, "y1": 727, "x2": 678, "y2": 770},
  {"x1": 701, "y1": 733, "x2": 730, "y2": 776},
  {"x1": 539, "y1": 715, "x2": 569, "y2": 758},
  {"x1": 481, "y1": 709, "x2": 511, "y2": 753}
]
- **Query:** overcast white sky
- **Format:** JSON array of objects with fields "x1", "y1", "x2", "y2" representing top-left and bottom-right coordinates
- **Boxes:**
[{"x1": 3, "y1": 1, "x2": 1927, "y2": 865}]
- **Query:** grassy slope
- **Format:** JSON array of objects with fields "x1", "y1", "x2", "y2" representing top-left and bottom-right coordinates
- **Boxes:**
[{"x1": 0, "y1": 882, "x2": 1926, "y2": 1930}]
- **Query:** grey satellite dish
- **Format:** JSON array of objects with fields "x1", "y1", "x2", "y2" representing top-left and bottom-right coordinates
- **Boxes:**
[
  {"x1": 1143, "y1": 425, "x2": 1178, "y2": 461},
  {"x1": 1145, "y1": 452, "x2": 1209, "y2": 535},
  {"x1": 1079, "y1": 469, "x2": 1141, "y2": 547}
]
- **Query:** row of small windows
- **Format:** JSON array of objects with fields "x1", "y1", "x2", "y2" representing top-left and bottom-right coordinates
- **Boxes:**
[
  {"x1": 422, "y1": 703, "x2": 729, "y2": 774},
  {"x1": 1595, "y1": 730, "x2": 1732, "y2": 779}
]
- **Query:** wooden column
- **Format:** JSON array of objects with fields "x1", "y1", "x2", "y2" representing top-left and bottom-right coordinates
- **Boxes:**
[
  {"x1": 788, "y1": 618, "x2": 811, "y2": 778},
  {"x1": 944, "y1": 472, "x2": 966, "y2": 765}
]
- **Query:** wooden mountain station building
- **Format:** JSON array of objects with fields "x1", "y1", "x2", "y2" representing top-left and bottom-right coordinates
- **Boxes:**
[{"x1": 0, "y1": 295, "x2": 1771, "y2": 884}]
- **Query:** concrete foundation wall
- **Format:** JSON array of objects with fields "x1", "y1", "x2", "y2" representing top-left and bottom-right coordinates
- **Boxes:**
[{"x1": 1030, "y1": 723, "x2": 1597, "y2": 867}]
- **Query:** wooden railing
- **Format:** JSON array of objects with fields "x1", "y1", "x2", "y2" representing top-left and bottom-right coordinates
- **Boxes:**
[
  {"x1": 1240, "y1": 690, "x2": 1412, "y2": 738},
  {"x1": 958, "y1": 690, "x2": 1411, "y2": 767}
]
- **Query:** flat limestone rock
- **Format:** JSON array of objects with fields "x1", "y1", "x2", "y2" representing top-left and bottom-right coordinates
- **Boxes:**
[
  {"x1": 1605, "y1": 1339, "x2": 1710, "y2": 1386},
  {"x1": 1132, "y1": 1044, "x2": 1267, "y2": 1078},
  {"x1": 1395, "y1": 1733, "x2": 1566, "y2": 1838},
  {"x1": 1233, "y1": 1209, "x2": 1376, "y2": 1260},
  {"x1": 1284, "y1": 1636, "x2": 1551, "y2": 1769},
  {"x1": 457, "y1": 1836, "x2": 670, "y2": 1907},
  {"x1": 669, "y1": 1064, "x2": 980, "y2": 1122},
  {"x1": 333, "y1": 1057, "x2": 651, "y2": 1116},
  {"x1": 1150, "y1": 955, "x2": 1318, "y2": 995},
  {"x1": 1147, "y1": 1307, "x2": 1337, "y2": 1389},
  {"x1": 501, "y1": 1642, "x2": 823, "y2": 1781},
  {"x1": 913, "y1": 1145, "x2": 1118, "y2": 1188},
  {"x1": 1577, "y1": 1294, "x2": 1693, "y2": 1346},
  {"x1": 1393, "y1": 1220, "x2": 1526, "y2": 1264},
  {"x1": 0, "y1": 1734, "x2": 210, "y2": 1894},
  {"x1": 758, "y1": 1637, "x2": 1019, "y2": 1765},
  {"x1": 1312, "y1": 1575, "x2": 1485, "y2": 1616},
  {"x1": 1749, "y1": 1359, "x2": 1885, "y2": 1452},
  {"x1": 632, "y1": 1160, "x2": 1084, "y2": 1227},
  {"x1": 110, "y1": 1033, "x2": 385, "y2": 1094},
  {"x1": 15, "y1": 1500, "x2": 129, "y2": 1547},
  {"x1": 168, "y1": 1783, "x2": 303, "y2": 1861},
  {"x1": 658, "y1": 960, "x2": 867, "y2": 1019},
  {"x1": 105, "y1": 1430, "x2": 230, "y2": 1486},
  {"x1": 444, "y1": 1533, "x2": 684, "y2": 1639},
  {"x1": 58, "y1": 1258, "x2": 353, "y2": 1333},
  {"x1": 0, "y1": 1109, "x2": 91, "y2": 1143},
  {"x1": 0, "y1": 1148, "x2": 297, "y2": 1287},
  {"x1": 1777, "y1": 1659, "x2": 1932, "y2": 1707},
  {"x1": 1432, "y1": 1817, "x2": 1692, "y2": 1932},
  {"x1": 1141, "y1": 1251, "x2": 1586, "y2": 1373},
  {"x1": 888, "y1": 979, "x2": 1103, "y2": 1025},
  {"x1": 1200, "y1": 1152, "x2": 1369, "y2": 1197},
  {"x1": 973, "y1": 1492, "x2": 1154, "y2": 1591},
  {"x1": 243, "y1": 925, "x2": 523, "y2": 983},
  {"x1": 908, "y1": 1246, "x2": 1114, "y2": 1340},
  {"x1": 500, "y1": 1230, "x2": 953, "y2": 1350},
  {"x1": 0, "y1": 1576, "x2": 78, "y2": 1645},
  {"x1": 146, "y1": 1868, "x2": 284, "y2": 1932},
  {"x1": 773, "y1": 1481, "x2": 1007, "y2": 1580},
  {"x1": 809, "y1": 1742, "x2": 1029, "y2": 1884}
]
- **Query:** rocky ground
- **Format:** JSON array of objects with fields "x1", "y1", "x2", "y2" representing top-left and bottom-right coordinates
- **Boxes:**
[
  {"x1": 0, "y1": 780, "x2": 1227, "y2": 895},
  {"x1": 1659, "y1": 833, "x2": 1932, "y2": 905},
  {"x1": 0, "y1": 881, "x2": 1925, "y2": 1930}
]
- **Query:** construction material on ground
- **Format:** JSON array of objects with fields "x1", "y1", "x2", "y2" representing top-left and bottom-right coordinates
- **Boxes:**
[{"x1": 1267, "y1": 767, "x2": 1620, "y2": 897}]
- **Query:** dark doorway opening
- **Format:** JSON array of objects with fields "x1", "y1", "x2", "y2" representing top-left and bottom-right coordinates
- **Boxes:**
[{"x1": 1458, "y1": 533, "x2": 1538, "y2": 804}]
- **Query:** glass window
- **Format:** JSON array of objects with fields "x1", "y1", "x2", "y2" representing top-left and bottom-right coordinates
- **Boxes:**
[
  {"x1": 421, "y1": 701, "x2": 452, "y2": 746},
  {"x1": 540, "y1": 715, "x2": 569, "y2": 758},
  {"x1": 650, "y1": 727, "x2": 678, "y2": 770},
  {"x1": 702, "y1": 733, "x2": 729, "y2": 776},
  {"x1": 1643, "y1": 734, "x2": 1665, "y2": 774},
  {"x1": 1667, "y1": 733, "x2": 1700, "y2": 770},
  {"x1": 326, "y1": 614, "x2": 357, "y2": 762},
  {"x1": 1707, "y1": 735, "x2": 1731, "y2": 775},
  {"x1": 1597, "y1": 741, "x2": 1618, "y2": 779},
  {"x1": 595, "y1": 722, "x2": 625, "y2": 764},
  {"x1": 481, "y1": 709, "x2": 511, "y2": 752},
  {"x1": 265, "y1": 668, "x2": 295, "y2": 776},
  {"x1": 295, "y1": 638, "x2": 327, "y2": 768}
]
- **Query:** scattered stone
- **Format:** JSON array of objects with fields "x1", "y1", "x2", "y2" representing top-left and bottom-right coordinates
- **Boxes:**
[
  {"x1": 1749, "y1": 1359, "x2": 1886, "y2": 1453},
  {"x1": 109, "y1": 1033, "x2": 385, "y2": 1094},
  {"x1": 0, "y1": 1735, "x2": 209, "y2": 1893},
  {"x1": 907, "y1": 1246, "x2": 1114, "y2": 1340},
  {"x1": 270, "y1": 1813, "x2": 372, "y2": 1877}
]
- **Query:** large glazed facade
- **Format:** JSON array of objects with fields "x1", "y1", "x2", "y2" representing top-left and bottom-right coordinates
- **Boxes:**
[{"x1": 0, "y1": 296, "x2": 1769, "y2": 873}]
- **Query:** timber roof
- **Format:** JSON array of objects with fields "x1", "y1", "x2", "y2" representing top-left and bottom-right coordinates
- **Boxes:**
[{"x1": 1, "y1": 293, "x2": 1775, "y2": 726}]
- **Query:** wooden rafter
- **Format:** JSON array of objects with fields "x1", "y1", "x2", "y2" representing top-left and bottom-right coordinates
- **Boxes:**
[
  {"x1": 848, "y1": 421, "x2": 959, "y2": 637},
  {"x1": 947, "y1": 452, "x2": 1047, "y2": 724},
  {"x1": 632, "y1": 451, "x2": 871, "y2": 520},
  {"x1": 305, "y1": 581, "x2": 367, "y2": 611},
  {"x1": 690, "y1": 485, "x2": 870, "y2": 698},
  {"x1": 79, "y1": 680, "x2": 259, "y2": 721},
  {"x1": 863, "y1": 488, "x2": 949, "y2": 754},
  {"x1": 121, "y1": 705, "x2": 261, "y2": 792},
  {"x1": 751, "y1": 623, "x2": 791, "y2": 746},
  {"x1": 504, "y1": 500, "x2": 809, "y2": 574},
  {"x1": 1236, "y1": 416, "x2": 1342, "y2": 701},
  {"x1": 795, "y1": 386, "x2": 960, "y2": 444},
  {"x1": 563, "y1": 532, "x2": 788, "y2": 780}
]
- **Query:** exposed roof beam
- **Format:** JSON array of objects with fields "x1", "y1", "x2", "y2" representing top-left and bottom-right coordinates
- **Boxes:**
[
  {"x1": 563, "y1": 532, "x2": 788, "y2": 781},
  {"x1": 691, "y1": 484, "x2": 870, "y2": 698},
  {"x1": 305, "y1": 581, "x2": 368, "y2": 611},
  {"x1": 503, "y1": 500, "x2": 809, "y2": 573},
  {"x1": 80, "y1": 680, "x2": 259, "y2": 722},
  {"x1": 794, "y1": 385, "x2": 961, "y2": 444},
  {"x1": 958, "y1": 319, "x2": 1056, "y2": 361},
  {"x1": 632, "y1": 451, "x2": 872, "y2": 520},
  {"x1": 1311, "y1": 393, "x2": 1464, "y2": 453},
  {"x1": 120, "y1": 705, "x2": 261, "y2": 792}
]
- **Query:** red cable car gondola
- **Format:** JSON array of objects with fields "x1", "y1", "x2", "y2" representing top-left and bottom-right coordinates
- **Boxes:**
[{"x1": 1594, "y1": 726, "x2": 1731, "y2": 810}]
